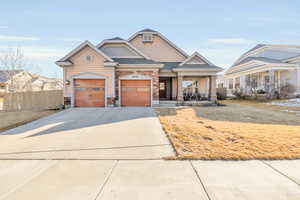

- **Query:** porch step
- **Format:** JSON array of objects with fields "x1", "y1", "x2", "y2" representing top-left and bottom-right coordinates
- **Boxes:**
[
  {"x1": 154, "y1": 100, "x2": 215, "y2": 107},
  {"x1": 159, "y1": 101, "x2": 178, "y2": 104}
]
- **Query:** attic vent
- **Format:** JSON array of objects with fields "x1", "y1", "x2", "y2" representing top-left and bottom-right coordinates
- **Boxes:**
[{"x1": 142, "y1": 33, "x2": 153, "y2": 42}]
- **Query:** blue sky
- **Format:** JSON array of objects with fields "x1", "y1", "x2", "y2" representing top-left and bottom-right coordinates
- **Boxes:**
[{"x1": 1, "y1": 0, "x2": 300, "y2": 78}]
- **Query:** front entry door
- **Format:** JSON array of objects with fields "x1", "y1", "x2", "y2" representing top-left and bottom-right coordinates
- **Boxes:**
[{"x1": 159, "y1": 80, "x2": 167, "y2": 99}]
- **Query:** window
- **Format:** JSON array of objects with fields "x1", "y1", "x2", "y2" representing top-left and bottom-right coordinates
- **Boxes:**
[
  {"x1": 142, "y1": 33, "x2": 153, "y2": 42},
  {"x1": 86, "y1": 55, "x2": 92, "y2": 63}
]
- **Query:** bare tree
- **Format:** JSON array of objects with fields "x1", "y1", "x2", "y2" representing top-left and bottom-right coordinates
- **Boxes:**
[{"x1": 0, "y1": 47, "x2": 28, "y2": 92}]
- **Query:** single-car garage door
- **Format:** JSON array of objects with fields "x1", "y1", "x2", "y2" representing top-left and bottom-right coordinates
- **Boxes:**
[
  {"x1": 74, "y1": 79, "x2": 105, "y2": 107},
  {"x1": 121, "y1": 80, "x2": 151, "y2": 106}
]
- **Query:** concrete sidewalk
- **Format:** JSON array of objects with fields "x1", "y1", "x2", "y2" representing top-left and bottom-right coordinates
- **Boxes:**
[
  {"x1": 0, "y1": 160, "x2": 299, "y2": 200},
  {"x1": 0, "y1": 108, "x2": 300, "y2": 199}
]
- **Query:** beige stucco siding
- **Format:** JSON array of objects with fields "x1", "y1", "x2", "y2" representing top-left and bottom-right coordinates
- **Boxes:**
[
  {"x1": 64, "y1": 46, "x2": 115, "y2": 98},
  {"x1": 130, "y1": 35, "x2": 186, "y2": 62}
]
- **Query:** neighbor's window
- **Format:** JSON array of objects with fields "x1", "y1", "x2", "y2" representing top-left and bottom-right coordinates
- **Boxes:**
[
  {"x1": 235, "y1": 77, "x2": 240, "y2": 89},
  {"x1": 183, "y1": 80, "x2": 200, "y2": 94},
  {"x1": 246, "y1": 75, "x2": 251, "y2": 87},
  {"x1": 229, "y1": 79, "x2": 233, "y2": 89},
  {"x1": 251, "y1": 75, "x2": 258, "y2": 89}
]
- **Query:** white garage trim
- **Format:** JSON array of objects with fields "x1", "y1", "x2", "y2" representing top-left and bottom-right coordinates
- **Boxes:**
[
  {"x1": 119, "y1": 74, "x2": 153, "y2": 107},
  {"x1": 71, "y1": 73, "x2": 108, "y2": 107}
]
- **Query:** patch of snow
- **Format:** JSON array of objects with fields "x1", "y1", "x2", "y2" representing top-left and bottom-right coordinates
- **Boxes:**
[{"x1": 268, "y1": 98, "x2": 300, "y2": 107}]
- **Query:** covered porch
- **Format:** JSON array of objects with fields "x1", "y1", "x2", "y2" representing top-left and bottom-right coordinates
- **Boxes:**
[{"x1": 158, "y1": 75, "x2": 217, "y2": 102}]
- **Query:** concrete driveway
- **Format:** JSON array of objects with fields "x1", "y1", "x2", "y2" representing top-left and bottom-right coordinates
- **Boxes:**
[
  {"x1": 0, "y1": 108, "x2": 300, "y2": 200},
  {"x1": 0, "y1": 107, "x2": 174, "y2": 159}
]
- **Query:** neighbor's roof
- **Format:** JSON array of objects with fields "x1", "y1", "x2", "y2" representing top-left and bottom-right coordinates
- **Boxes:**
[
  {"x1": 0, "y1": 70, "x2": 23, "y2": 82},
  {"x1": 237, "y1": 57, "x2": 285, "y2": 65}
]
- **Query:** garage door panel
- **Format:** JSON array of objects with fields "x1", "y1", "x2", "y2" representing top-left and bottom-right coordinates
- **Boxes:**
[
  {"x1": 75, "y1": 79, "x2": 105, "y2": 107},
  {"x1": 121, "y1": 80, "x2": 151, "y2": 107}
]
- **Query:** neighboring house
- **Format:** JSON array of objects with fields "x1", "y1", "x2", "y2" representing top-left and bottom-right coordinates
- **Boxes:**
[
  {"x1": 218, "y1": 44, "x2": 300, "y2": 96},
  {"x1": 0, "y1": 70, "x2": 62, "y2": 93},
  {"x1": 56, "y1": 29, "x2": 222, "y2": 107}
]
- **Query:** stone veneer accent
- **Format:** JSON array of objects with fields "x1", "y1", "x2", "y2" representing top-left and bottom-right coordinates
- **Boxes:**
[
  {"x1": 115, "y1": 70, "x2": 159, "y2": 101},
  {"x1": 107, "y1": 97, "x2": 115, "y2": 107}
]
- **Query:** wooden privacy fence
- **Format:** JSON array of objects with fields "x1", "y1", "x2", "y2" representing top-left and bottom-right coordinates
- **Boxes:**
[{"x1": 3, "y1": 90, "x2": 63, "y2": 111}]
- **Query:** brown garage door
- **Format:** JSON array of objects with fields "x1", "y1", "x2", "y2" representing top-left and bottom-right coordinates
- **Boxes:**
[
  {"x1": 74, "y1": 79, "x2": 105, "y2": 107},
  {"x1": 121, "y1": 80, "x2": 151, "y2": 106}
]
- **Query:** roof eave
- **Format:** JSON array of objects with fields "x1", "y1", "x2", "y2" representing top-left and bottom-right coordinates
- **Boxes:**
[
  {"x1": 117, "y1": 64, "x2": 164, "y2": 69},
  {"x1": 173, "y1": 68, "x2": 223, "y2": 72},
  {"x1": 55, "y1": 61, "x2": 73, "y2": 67}
]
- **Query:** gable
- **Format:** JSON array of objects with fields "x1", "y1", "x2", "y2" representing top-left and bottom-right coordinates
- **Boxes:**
[
  {"x1": 100, "y1": 43, "x2": 142, "y2": 58},
  {"x1": 129, "y1": 34, "x2": 187, "y2": 62},
  {"x1": 69, "y1": 45, "x2": 106, "y2": 66},
  {"x1": 186, "y1": 56, "x2": 205, "y2": 64}
]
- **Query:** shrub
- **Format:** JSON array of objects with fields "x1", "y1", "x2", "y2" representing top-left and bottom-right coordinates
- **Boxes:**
[
  {"x1": 216, "y1": 88, "x2": 227, "y2": 100},
  {"x1": 280, "y1": 83, "x2": 295, "y2": 98},
  {"x1": 232, "y1": 88, "x2": 247, "y2": 99}
]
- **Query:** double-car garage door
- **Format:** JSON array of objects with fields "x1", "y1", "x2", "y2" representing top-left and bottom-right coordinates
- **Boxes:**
[{"x1": 74, "y1": 79, "x2": 151, "y2": 107}]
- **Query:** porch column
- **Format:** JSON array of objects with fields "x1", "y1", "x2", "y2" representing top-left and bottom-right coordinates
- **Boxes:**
[
  {"x1": 177, "y1": 75, "x2": 183, "y2": 101},
  {"x1": 209, "y1": 75, "x2": 217, "y2": 101},
  {"x1": 172, "y1": 77, "x2": 177, "y2": 100},
  {"x1": 240, "y1": 75, "x2": 246, "y2": 90},
  {"x1": 269, "y1": 70, "x2": 275, "y2": 94}
]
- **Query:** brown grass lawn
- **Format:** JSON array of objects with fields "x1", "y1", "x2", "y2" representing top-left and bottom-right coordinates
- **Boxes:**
[
  {"x1": 155, "y1": 100, "x2": 300, "y2": 160},
  {"x1": 0, "y1": 110, "x2": 58, "y2": 132}
]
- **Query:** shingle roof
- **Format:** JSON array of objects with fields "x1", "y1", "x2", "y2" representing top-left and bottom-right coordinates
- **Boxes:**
[
  {"x1": 112, "y1": 58, "x2": 159, "y2": 64},
  {"x1": 160, "y1": 62, "x2": 222, "y2": 71},
  {"x1": 139, "y1": 28, "x2": 157, "y2": 32},
  {"x1": 0, "y1": 70, "x2": 23, "y2": 82},
  {"x1": 238, "y1": 57, "x2": 284, "y2": 65},
  {"x1": 160, "y1": 62, "x2": 181, "y2": 70},
  {"x1": 233, "y1": 44, "x2": 266, "y2": 66},
  {"x1": 178, "y1": 64, "x2": 223, "y2": 70},
  {"x1": 105, "y1": 37, "x2": 125, "y2": 41},
  {"x1": 244, "y1": 44, "x2": 266, "y2": 55}
]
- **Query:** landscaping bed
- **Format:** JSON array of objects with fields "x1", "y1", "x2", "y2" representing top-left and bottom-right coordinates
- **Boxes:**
[{"x1": 155, "y1": 100, "x2": 300, "y2": 160}]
